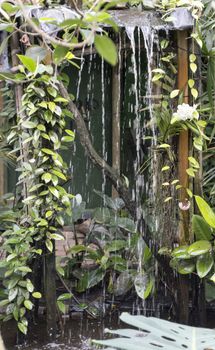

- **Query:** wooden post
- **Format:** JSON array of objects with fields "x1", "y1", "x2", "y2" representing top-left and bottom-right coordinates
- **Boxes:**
[
  {"x1": 177, "y1": 30, "x2": 190, "y2": 324},
  {"x1": 112, "y1": 46, "x2": 121, "y2": 198},
  {"x1": 44, "y1": 245, "x2": 57, "y2": 339}
]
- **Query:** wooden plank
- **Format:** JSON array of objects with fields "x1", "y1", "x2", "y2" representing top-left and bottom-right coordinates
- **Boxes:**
[
  {"x1": 177, "y1": 30, "x2": 189, "y2": 243},
  {"x1": 177, "y1": 30, "x2": 190, "y2": 325}
]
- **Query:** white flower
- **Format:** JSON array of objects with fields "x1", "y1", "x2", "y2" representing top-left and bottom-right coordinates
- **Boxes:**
[
  {"x1": 172, "y1": 103, "x2": 199, "y2": 122},
  {"x1": 179, "y1": 200, "x2": 191, "y2": 211}
]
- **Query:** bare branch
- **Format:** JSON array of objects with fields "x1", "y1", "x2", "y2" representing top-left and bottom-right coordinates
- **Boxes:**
[{"x1": 58, "y1": 82, "x2": 136, "y2": 217}]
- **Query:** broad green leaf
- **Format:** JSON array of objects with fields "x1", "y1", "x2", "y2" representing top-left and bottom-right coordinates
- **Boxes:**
[
  {"x1": 177, "y1": 260, "x2": 196, "y2": 275},
  {"x1": 17, "y1": 55, "x2": 36, "y2": 72},
  {"x1": 195, "y1": 196, "x2": 215, "y2": 228},
  {"x1": 171, "y1": 246, "x2": 190, "y2": 259},
  {"x1": 94, "y1": 35, "x2": 117, "y2": 66},
  {"x1": 196, "y1": 253, "x2": 214, "y2": 278},
  {"x1": 188, "y1": 240, "x2": 211, "y2": 256},
  {"x1": 192, "y1": 215, "x2": 213, "y2": 241},
  {"x1": 134, "y1": 273, "x2": 153, "y2": 300}
]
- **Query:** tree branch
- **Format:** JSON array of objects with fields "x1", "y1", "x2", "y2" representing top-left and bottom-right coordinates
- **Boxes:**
[{"x1": 59, "y1": 82, "x2": 136, "y2": 217}]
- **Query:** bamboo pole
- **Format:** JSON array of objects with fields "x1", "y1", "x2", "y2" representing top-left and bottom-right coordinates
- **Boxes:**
[{"x1": 177, "y1": 30, "x2": 190, "y2": 324}]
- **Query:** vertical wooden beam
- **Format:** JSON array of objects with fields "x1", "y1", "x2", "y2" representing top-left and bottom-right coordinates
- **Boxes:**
[
  {"x1": 177, "y1": 30, "x2": 189, "y2": 324},
  {"x1": 112, "y1": 47, "x2": 121, "y2": 198},
  {"x1": 44, "y1": 245, "x2": 57, "y2": 339},
  {"x1": 178, "y1": 30, "x2": 189, "y2": 243}
]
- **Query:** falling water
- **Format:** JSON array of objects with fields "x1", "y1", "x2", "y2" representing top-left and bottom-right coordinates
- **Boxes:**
[
  {"x1": 126, "y1": 27, "x2": 142, "y2": 227},
  {"x1": 101, "y1": 58, "x2": 106, "y2": 197}
]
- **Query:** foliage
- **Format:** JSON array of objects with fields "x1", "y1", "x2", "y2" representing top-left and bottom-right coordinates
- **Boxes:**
[
  {"x1": 94, "y1": 312, "x2": 215, "y2": 349},
  {"x1": 160, "y1": 196, "x2": 215, "y2": 280},
  {"x1": 0, "y1": 59, "x2": 75, "y2": 333},
  {"x1": 62, "y1": 191, "x2": 154, "y2": 299}
]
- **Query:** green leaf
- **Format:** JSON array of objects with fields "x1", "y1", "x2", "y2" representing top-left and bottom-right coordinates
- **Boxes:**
[
  {"x1": 106, "y1": 240, "x2": 127, "y2": 252},
  {"x1": 196, "y1": 253, "x2": 214, "y2": 278},
  {"x1": 62, "y1": 136, "x2": 75, "y2": 142},
  {"x1": 18, "y1": 322, "x2": 27, "y2": 335},
  {"x1": 188, "y1": 240, "x2": 211, "y2": 256},
  {"x1": 170, "y1": 89, "x2": 180, "y2": 98},
  {"x1": 24, "y1": 300, "x2": 33, "y2": 310},
  {"x1": 192, "y1": 215, "x2": 213, "y2": 241},
  {"x1": 69, "y1": 244, "x2": 87, "y2": 254},
  {"x1": 134, "y1": 273, "x2": 153, "y2": 300},
  {"x1": 94, "y1": 208, "x2": 110, "y2": 224},
  {"x1": 22, "y1": 121, "x2": 37, "y2": 129},
  {"x1": 57, "y1": 300, "x2": 66, "y2": 313},
  {"x1": 186, "y1": 168, "x2": 195, "y2": 177},
  {"x1": 48, "y1": 186, "x2": 59, "y2": 199},
  {"x1": 26, "y1": 280, "x2": 34, "y2": 293},
  {"x1": 42, "y1": 172, "x2": 52, "y2": 183},
  {"x1": 57, "y1": 293, "x2": 73, "y2": 301},
  {"x1": 51, "y1": 170, "x2": 67, "y2": 180},
  {"x1": 17, "y1": 55, "x2": 36, "y2": 73},
  {"x1": 94, "y1": 35, "x2": 117, "y2": 66},
  {"x1": 53, "y1": 46, "x2": 69, "y2": 64},
  {"x1": 50, "y1": 233, "x2": 64, "y2": 240},
  {"x1": 195, "y1": 196, "x2": 215, "y2": 228},
  {"x1": 177, "y1": 260, "x2": 196, "y2": 275},
  {"x1": 8, "y1": 288, "x2": 18, "y2": 301},
  {"x1": 41, "y1": 148, "x2": 55, "y2": 156},
  {"x1": 171, "y1": 246, "x2": 190, "y2": 259},
  {"x1": 32, "y1": 292, "x2": 42, "y2": 299},
  {"x1": 190, "y1": 62, "x2": 197, "y2": 73},
  {"x1": 45, "y1": 239, "x2": 53, "y2": 252}
]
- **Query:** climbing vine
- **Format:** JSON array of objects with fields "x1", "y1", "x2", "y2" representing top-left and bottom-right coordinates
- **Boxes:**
[{"x1": 0, "y1": 60, "x2": 74, "y2": 334}]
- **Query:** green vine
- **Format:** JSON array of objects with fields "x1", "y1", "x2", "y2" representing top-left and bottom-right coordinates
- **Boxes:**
[{"x1": 0, "y1": 60, "x2": 74, "y2": 334}]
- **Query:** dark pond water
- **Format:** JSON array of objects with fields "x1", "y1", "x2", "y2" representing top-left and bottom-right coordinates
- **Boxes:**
[
  {"x1": 2, "y1": 305, "x2": 215, "y2": 349},
  {"x1": 1, "y1": 313, "x2": 122, "y2": 350}
]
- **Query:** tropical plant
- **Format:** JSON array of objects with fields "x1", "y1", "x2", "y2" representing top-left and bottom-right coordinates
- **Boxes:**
[
  {"x1": 61, "y1": 191, "x2": 154, "y2": 299},
  {"x1": 94, "y1": 312, "x2": 215, "y2": 349},
  {"x1": 161, "y1": 196, "x2": 215, "y2": 280}
]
